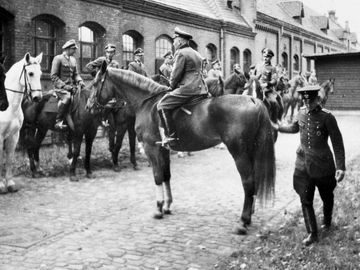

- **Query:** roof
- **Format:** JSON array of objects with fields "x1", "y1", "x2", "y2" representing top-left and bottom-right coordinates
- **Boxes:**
[
  {"x1": 146, "y1": 0, "x2": 249, "y2": 27},
  {"x1": 303, "y1": 51, "x2": 360, "y2": 59}
]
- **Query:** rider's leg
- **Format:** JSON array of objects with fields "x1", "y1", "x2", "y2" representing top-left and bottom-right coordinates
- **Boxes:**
[{"x1": 55, "y1": 91, "x2": 71, "y2": 130}]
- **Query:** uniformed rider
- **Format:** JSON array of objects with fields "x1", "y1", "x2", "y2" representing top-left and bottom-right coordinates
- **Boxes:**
[
  {"x1": 85, "y1": 43, "x2": 120, "y2": 77},
  {"x1": 157, "y1": 27, "x2": 208, "y2": 146},
  {"x1": 51, "y1": 39, "x2": 85, "y2": 130},
  {"x1": 207, "y1": 59, "x2": 223, "y2": 79},
  {"x1": 159, "y1": 50, "x2": 174, "y2": 81},
  {"x1": 128, "y1": 48, "x2": 147, "y2": 77},
  {"x1": 274, "y1": 85, "x2": 346, "y2": 246},
  {"x1": 254, "y1": 48, "x2": 277, "y2": 96}
]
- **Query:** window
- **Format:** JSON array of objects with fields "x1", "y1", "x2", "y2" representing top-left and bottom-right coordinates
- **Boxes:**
[
  {"x1": 281, "y1": 52, "x2": 288, "y2": 71},
  {"x1": 155, "y1": 35, "x2": 173, "y2": 73},
  {"x1": 306, "y1": 58, "x2": 311, "y2": 72},
  {"x1": 0, "y1": 21, "x2": 3, "y2": 57},
  {"x1": 79, "y1": 26, "x2": 96, "y2": 73},
  {"x1": 230, "y1": 47, "x2": 240, "y2": 71},
  {"x1": 189, "y1": 40, "x2": 198, "y2": 51},
  {"x1": 243, "y1": 49, "x2": 252, "y2": 74},
  {"x1": 34, "y1": 18, "x2": 56, "y2": 72},
  {"x1": 293, "y1": 54, "x2": 299, "y2": 71},
  {"x1": 206, "y1": 44, "x2": 217, "y2": 62}
]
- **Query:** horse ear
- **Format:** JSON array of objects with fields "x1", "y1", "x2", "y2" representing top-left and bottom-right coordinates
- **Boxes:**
[
  {"x1": 24, "y1": 52, "x2": 31, "y2": 64},
  {"x1": 101, "y1": 60, "x2": 107, "y2": 74},
  {"x1": 36, "y1": 52, "x2": 43, "y2": 64}
]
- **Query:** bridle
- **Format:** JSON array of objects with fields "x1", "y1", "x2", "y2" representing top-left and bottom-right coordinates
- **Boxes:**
[{"x1": 6, "y1": 63, "x2": 42, "y2": 101}]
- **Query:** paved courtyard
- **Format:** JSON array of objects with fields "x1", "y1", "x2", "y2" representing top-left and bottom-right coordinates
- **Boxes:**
[{"x1": 0, "y1": 111, "x2": 359, "y2": 270}]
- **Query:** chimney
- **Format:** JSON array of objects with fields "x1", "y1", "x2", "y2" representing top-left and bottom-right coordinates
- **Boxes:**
[
  {"x1": 240, "y1": 0, "x2": 257, "y2": 28},
  {"x1": 328, "y1": 10, "x2": 337, "y2": 21}
]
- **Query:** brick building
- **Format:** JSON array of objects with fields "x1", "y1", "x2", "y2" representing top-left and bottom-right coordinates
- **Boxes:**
[{"x1": 0, "y1": 0, "x2": 358, "y2": 90}]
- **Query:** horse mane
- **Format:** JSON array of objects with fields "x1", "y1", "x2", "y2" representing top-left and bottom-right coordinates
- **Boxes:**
[{"x1": 109, "y1": 68, "x2": 169, "y2": 95}]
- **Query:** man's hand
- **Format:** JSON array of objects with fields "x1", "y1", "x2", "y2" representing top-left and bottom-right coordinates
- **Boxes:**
[{"x1": 335, "y1": 170, "x2": 345, "y2": 183}]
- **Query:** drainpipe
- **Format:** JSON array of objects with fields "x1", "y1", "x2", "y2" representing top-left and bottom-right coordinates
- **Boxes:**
[{"x1": 220, "y1": 23, "x2": 225, "y2": 77}]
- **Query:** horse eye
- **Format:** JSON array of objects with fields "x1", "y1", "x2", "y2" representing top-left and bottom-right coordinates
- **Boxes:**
[{"x1": 29, "y1": 72, "x2": 34, "y2": 76}]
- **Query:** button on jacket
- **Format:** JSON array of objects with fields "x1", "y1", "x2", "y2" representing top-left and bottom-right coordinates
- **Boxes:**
[
  {"x1": 170, "y1": 44, "x2": 207, "y2": 96},
  {"x1": 51, "y1": 52, "x2": 82, "y2": 89},
  {"x1": 279, "y1": 106, "x2": 345, "y2": 178}
]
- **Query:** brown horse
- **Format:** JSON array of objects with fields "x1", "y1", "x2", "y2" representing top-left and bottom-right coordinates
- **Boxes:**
[
  {"x1": 224, "y1": 72, "x2": 247, "y2": 95},
  {"x1": 282, "y1": 74, "x2": 307, "y2": 121},
  {"x1": 87, "y1": 62, "x2": 276, "y2": 234},
  {"x1": 0, "y1": 56, "x2": 9, "y2": 111},
  {"x1": 318, "y1": 78, "x2": 335, "y2": 107}
]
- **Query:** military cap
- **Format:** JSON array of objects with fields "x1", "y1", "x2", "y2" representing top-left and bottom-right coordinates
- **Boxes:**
[
  {"x1": 173, "y1": 27, "x2": 193, "y2": 40},
  {"x1": 105, "y1": 44, "x2": 116, "y2": 52},
  {"x1": 297, "y1": 84, "x2": 321, "y2": 99},
  {"x1": 262, "y1": 48, "x2": 274, "y2": 57},
  {"x1": 163, "y1": 50, "x2": 173, "y2": 59},
  {"x1": 134, "y1": 48, "x2": 144, "y2": 56},
  {"x1": 62, "y1": 39, "x2": 78, "y2": 50},
  {"x1": 211, "y1": 59, "x2": 220, "y2": 66}
]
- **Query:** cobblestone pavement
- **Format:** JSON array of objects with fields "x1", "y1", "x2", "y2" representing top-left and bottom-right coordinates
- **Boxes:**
[{"x1": 0, "y1": 112, "x2": 359, "y2": 270}]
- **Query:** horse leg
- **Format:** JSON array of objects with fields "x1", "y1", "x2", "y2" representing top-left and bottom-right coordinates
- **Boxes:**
[
  {"x1": 4, "y1": 133, "x2": 20, "y2": 192},
  {"x1": 127, "y1": 119, "x2": 138, "y2": 170},
  {"x1": 144, "y1": 143, "x2": 171, "y2": 219},
  {"x1": 112, "y1": 125, "x2": 125, "y2": 172},
  {"x1": 0, "y1": 138, "x2": 6, "y2": 194},
  {"x1": 33, "y1": 128, "x2": 48, "y2": 177},
  {"x1": 84, "y1": 129, "x2": 96, "y2": 178},
  {"x1": 69, "y1": 136, "x2": 82, "y2": 182},
  {"x1": 67, "y1": 132, "x2": 73, "y2": 163}
]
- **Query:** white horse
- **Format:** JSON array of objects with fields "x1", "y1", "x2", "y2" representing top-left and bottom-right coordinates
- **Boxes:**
[{"x1": 0, "y1": 52, "x2": 43, "y2": 194}]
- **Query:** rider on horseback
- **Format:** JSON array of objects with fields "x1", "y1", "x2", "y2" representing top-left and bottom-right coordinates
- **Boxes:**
[
  {"x1": 85, "y1": 43, "x2": 120, "y2": 76},
  {"x1": 51, "y1": 39, "x2": 85, "y2": 130},
  {"x1": 157, "y1": 27, "x2": 208, "y2": 146},
  {"x1": 159, "y1": 50, "x2": 174, "y2": 82},
  {"x1": 207, "y1": 59, "x2": 223, "y2": 79}
]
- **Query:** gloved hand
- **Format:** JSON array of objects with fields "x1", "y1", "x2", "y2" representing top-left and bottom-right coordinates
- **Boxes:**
[
  {"x1": 63, "y1": 85, "x2": 73, "y2": 91},
  {"x1": 335, "y1": 170, "x2": 345, "y2": 182}
]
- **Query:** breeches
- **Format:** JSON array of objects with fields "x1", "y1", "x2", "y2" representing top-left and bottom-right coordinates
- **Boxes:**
[
  {"x1": 157, "y1": 93, "x2": 194, "y2": 110},
  {"x1": 55, "y1": 90, "x2": 71, "y2": 105},
  {"x1": 293, "y1": 169, "x2": 336, "y2": 207}
]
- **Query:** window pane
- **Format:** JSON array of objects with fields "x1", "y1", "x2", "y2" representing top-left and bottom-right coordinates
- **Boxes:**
[
  {"x1": 155, "y1": 37, "x2": 172, "y2": 58},
  {"x1": 79, "y1": 26, "x2": 94, "y2": 42},
  {"x1": 123, "y1": 35, "x2": 134, "y2": 51},
  {"x1": 82, "y1": 44, "x2": 93, "y2": 58},
  {"x1": 35, "y1": 20, "x2": 52, "y2": 37}
]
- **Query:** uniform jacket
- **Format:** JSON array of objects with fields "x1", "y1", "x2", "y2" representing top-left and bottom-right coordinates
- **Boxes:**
[
  {"x1": 159, "y1": 63, "x2": 172, "y2": 79},
  {"x1": 207, "y1": 68, "x2": 223, "y2": 79},
  {"x1": 85, "y1": 57, "x2": 120, "y2": 75},
  {"x1": 279, "y1": 106, "x2": 345, "y2": 178},
  {"x1": 51, "y1": 52, "x2": 82, "y2": 89},
  {"x1": 128, "y1": 60, "x2": 147, "y2": 77},
  {"x1": 254, "y1": 62, "x2": 277, "y2": 91},
  {"x1": 170, "y1": 44, "x2": 207, "y2": 96}
]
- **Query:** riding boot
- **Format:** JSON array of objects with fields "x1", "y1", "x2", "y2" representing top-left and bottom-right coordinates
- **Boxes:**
[
  {"x1": 158, "y1": 109, "x2": 178, "y2": 145},
  {"x1": 302, "y1": 205, "x2": 318, "y2": 246},
  {"x1": 321, "y1": 201, "x2": 333, "y2": 230},
  {"x1": 55, "y1": 102, "x2": 68, "y2": 130}
]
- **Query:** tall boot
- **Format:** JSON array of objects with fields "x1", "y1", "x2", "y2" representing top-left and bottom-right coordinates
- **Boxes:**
[
  {"x1": 55, "y1": 102, "x2": 68, "y2": 130},
  {"x1": 158, "y1": 109, "x2": 178, "y2": 144},
  {"x1": 302, "y1": 205, "x2": 318, "y2": 246},
  {"x1": 321, "y1": 200, "x2": 333, "y2": 230}
]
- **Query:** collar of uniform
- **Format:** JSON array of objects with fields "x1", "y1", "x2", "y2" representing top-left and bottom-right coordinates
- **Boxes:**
[
  {"x1": 178, "y1": 43, "x2": 190, "y2": 50},
  {"x1": 306, "y1": 105, "x2": 322, "y2": 114},
  {"x1": 62, "y1": 52, "x2": 70, "y2": 60},
  {"x1": 135, "y1": 60, "x2": 142, "y2": 64}
]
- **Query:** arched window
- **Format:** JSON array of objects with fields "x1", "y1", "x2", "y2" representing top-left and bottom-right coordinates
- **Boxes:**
[
  {"x1": 155, "y1": 35, "x2": 173, "y2": 73},
  {"x1": 243, "y1": 49, "x2": 252, "y2": 74},
  {"x1": 33, "y1": 14, "x2": 64, "y2": 72},
  {"x1": 122, "y1": 30, "x2": 143, "y2": 68},
  {"x1": 206, "y1": 43, "x2": 217, "y2": 62},
  {"x1": 230, "y1": 47, "x2": 240, "y2": 71},
  {"x1": 281, "y1": 52, "x2": 288, "y2": 71},
  {"x1": 78, "y1": 22, "x2": 106, "y2": 73},
  {"x1": 293, "y1": 54, "x2": 299, "y2": 71},
  {"x1": 189, "y1": 40, "x2": 198, "y2": 51}
]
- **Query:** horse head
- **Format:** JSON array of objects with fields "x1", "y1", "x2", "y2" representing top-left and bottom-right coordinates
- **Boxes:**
[
  {"x1": 22, "y1": 52, "x2": 43, "y2": 102},
  {"x1": 0, "y1": 56, "x2": 9, "y2": 111},
  {"x1": 206, "y1": 76, "x2": 224, "y2": 97}
]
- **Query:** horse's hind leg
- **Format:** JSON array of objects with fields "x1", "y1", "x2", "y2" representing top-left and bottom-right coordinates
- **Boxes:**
[
  {"x1": 127, "y1": 117, "x2": 138, "y2": 170},
  {"x1": 84, "y1": 129, "x2": 97, "y2": 178},
  {"x1": 144, "y1": 143, "x2": 171, "y2": 219},
  {"x1": 33, "y1": 128, "x2": 47, "y2": 177},
  {"x1": 69, "y1": 136, "x2": 82, "y2": 182},
  {"x1": 4, "y1": 133, "x2": 20, "y2": 192},
  {"x1": 230, "y1": 151, "x2": 255, "y2": 235}
]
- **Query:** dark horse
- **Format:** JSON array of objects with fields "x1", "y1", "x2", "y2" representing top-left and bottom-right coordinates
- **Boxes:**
[
  {"x1": 282, "y1": 74, "x2": 307, "y2": 121},
  {"x1": 224, "y1": 72, "x2": 247, "y2": 95},
  {"x1": 0, "y1": 56, "x2": 9, "y2": 111},
  {"x1": 21, "y1": 85, "x2": 101, "y2": 181},
  {"x1": 87, "y1": 62, "x2": 276, "y2": 234}
]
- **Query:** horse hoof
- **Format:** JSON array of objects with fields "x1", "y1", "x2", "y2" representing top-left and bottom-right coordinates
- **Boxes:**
[
  {"x1": 153, "y1": 211, "x2": 164, "y2": 219},
  {"x1": 232, "y1": 225, "x2": 248, "y2": 235},
  {"x1": 164, "y1": 209, "x2": 172, "y2": 215},
  {"x1": 7, "y1": 185, "x2": 19, "y2": 193},
  {"x1": 113, "y1": 165, "x2": 121, "y2": 172},
  {"x1": 133, "y1": 164, "x2": 139, "y2": 171},
  {"x1": 0, "y1": 187, "x2": 8, "y2": 194},
  {"x1": 86, "y1": 173, "x2": 94, "y2": 179},
  {"x1": 70, "y1": 175, "x2": 79, "y2": 182}
]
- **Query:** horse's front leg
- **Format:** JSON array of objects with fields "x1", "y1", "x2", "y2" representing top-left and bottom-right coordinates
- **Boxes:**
[
  {"x1": 33, "y1": 128, "x2": 47, "y2": 177},
  {"x1": 127, "y1": 118, "x2": 138, "y2": 170},
  {"x1": 84, "y1": 129, "x2": 97, "y2": 178},
  {"x1": 4, "y1": 132, "x2": 20, "y2": 193},
  {"x1": 69, "y1": 136, "x2": 82, "y2": 182},
  {"x1": 144, "y1": 143, "x2": 171, "y2": 219}
]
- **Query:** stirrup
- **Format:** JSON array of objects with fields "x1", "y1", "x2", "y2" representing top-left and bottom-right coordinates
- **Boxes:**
[{"x1": 55, "y1": 120, "x2": 68, "y2": 130}]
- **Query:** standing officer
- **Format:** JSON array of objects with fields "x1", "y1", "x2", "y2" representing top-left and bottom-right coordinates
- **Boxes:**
[
  {"x1": 157, "y1": 27, "x2": 208, "y2": 146},
  {"x1": 85, "y1": 43, "x2": 120, "y2": 77},
  {"x1": 274, "y1": 85, "x2": 346, "y2": 246},
  {"x1": 159, "y1": 50, "x2": 174, "y2": 81},
  {"x1": 128, "y1": 48, "x2": 147, "y2": 77},
  {"x1": 207, "y1": 59, "x2": 223, "y2": 79},
  {"x1": 254, "y1": 48, "x2": 277, "y2": 96},
  {"x1": 51, "y1": 39, "x2": 85, "y2": 130}
]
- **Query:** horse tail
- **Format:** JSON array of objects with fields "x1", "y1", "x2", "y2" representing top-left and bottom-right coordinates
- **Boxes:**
[{"x1": 253, "y1": 102, "x2": 276, "y2": 204}]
